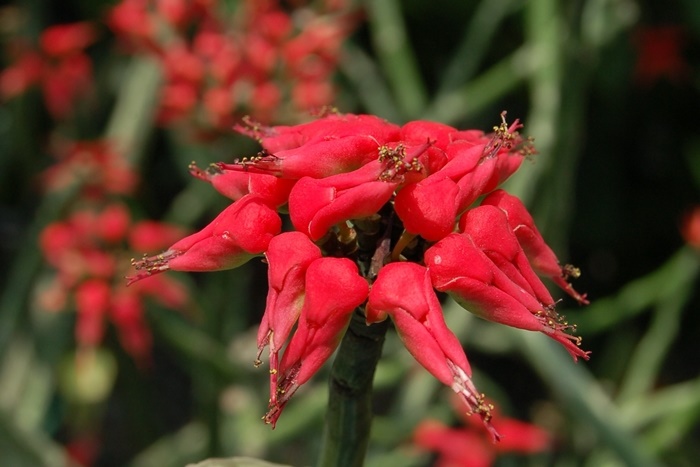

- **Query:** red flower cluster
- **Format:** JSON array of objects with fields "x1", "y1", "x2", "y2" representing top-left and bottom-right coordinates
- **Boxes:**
[
  {"x1": 413, "y1": 397, "x2": 551, "y2": 467},
  {"x1": 128, "y1": 111, "x2": 589, "y2": 435},
  {"x1": 41, "y1": 140, "x2": 139, "y2": 197},
  {"x1": 108, "y1": 0, "x2": 357, "y2": 133},
  {"x1": 0, "y1": 22, "x2": 95, "y2": 119},
  {"x1": 40, "y1": 202, "x2": 189, "y2": 364}
]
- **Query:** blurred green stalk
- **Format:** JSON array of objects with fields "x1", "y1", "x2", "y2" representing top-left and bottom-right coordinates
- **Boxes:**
[
  {"x1": 317, "y1": 313, "x2": 389, "y2": 467},
  {"x1": 364, "y1": 0, "x2": 427, "y2": 120}
]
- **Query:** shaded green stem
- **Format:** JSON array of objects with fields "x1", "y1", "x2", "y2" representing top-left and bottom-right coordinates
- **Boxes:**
[{"x1": 317, "y1": 312, "x2": 389, "y2": 467}]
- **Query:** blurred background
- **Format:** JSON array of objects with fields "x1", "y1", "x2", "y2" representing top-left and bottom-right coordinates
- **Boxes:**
[{"x1": 1, "y1": 0, "x2": 700, "y2": 466}]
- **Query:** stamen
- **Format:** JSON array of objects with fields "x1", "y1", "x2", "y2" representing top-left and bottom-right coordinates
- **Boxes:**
[
  {"x1": 216, "y1": 150, "x2": 282, "y2": 175},
  {"x1": 126, "y1": 250, "x2": 182, "y2": 285},
  {"x1": 378, "y1": 139, "x2": 431, "y2": 182},
  {"x1": 189, "y1": 161, "x2": 221, "y2": 181},
  {"x1": 481, "y1": 111, "x2": 523, "y2": 161}
]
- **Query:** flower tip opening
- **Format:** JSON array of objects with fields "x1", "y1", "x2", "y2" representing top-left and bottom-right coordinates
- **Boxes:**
[
  {"x1": 216, "y1": 150, "x2": 281, "y2": 175},
  {"x1": 467, "y1": 393, "x2": 501, "y2": 443},
  {"x1": 559, "y1": 264, "x2": 590, "y2": 305},
  {"x1": 126, "y1": 250, "x2": 181, "y2": 285}
]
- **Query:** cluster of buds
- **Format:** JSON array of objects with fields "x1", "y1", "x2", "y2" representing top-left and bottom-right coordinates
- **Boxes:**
[
  {"x1": 0, "y1": 21, "x2": 95, "y2": 119},
  {"x1": 128, "y1": 111, "x2": 589, "y2": 437},
  {"x1": 29, "y1": 134, "x2": 196, "y2": 368},
  {"x1": 39, "y1": 192, "x2": 189, "y2": 363},
  {"x1": 108, "y1": 0, "x2": 357, "y2": 134},
  {"x1": 41, "y1": 140, "x2": 138, "y2": 197}
]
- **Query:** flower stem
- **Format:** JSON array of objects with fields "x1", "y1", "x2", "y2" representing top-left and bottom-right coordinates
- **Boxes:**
[{"x1": 317, "y1": 311, "x2": 389, "y2": 467}]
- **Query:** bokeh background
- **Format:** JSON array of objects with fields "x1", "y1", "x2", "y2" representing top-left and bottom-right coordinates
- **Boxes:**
[{"x1": 1, "y1": 0, "x2": 700, "y2": 466}]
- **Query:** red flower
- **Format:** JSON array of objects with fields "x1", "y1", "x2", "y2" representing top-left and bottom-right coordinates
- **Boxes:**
[
  {"x1": 128, "y1": 195, "x2": 281, "y2": 283},
  {"x1": 633, "y1": 25, "x2": 688, "y2": 87},
  {"x1": 288, "y1": 160, "x2": 398, "y2": 241},
  {"x1": 256, "y1": 231, "x2": 322, "y2": 400},
  {"x1": 425, "y1": 233, "x2": 589, "y2": 361},
  {"x1": 217, "y1": 135, "x2": 386, "y2": 179},
  {"x1": 459, "y1": 204, "x2": 555, "y2": 307},
  {"x1": 480, "y1": 189, "x2": 588, "y2": 304},
  {"x1": 189, "y1": 162, "x2": 295, "y2": 208},
  {"x1": 41, "y1": 140, "x2": 138, "y2": 197},
  {"x1": 264, "y1": 257, "x2": 368, "y2": 427},
  {"x1": 367, "y1": 262, "x2": 500, "y2": 440},
  {"x1": 395, "y1": 115, "x2": 527, "y2": 241},
  {"x1": 233, "y1": 113, "x2": 400, "y2": 154}
]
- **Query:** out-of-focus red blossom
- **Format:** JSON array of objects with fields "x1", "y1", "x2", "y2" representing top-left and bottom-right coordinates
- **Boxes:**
[
  {"x1": 41, "y1": 141, "x2": 138, "y2": 197},
  {"x1": 39, "y1": 203, "x2": 190, "y2": 364},
  {"x1": 108, "y1": 0, "x2": 157, "y2": 51},
  {"x1": 129, "y1": 111, "x2": 589, "y2": 430},
  {"x1": 0, "y1": 22, "x2": 95, "y2": 119},
  {"x1": 0, "y1": 51, "x2": 43, "y2": 97},
  {"x1": 128, "y1": 221, "x2": 189, "y2": 252},
  {"x1": 681, "y1": 206, "x2": 700, "y2": 250},
  {"x1": 106, "y1": 0, "x2": 359, "y2": 134},
  {"x1": 633, "y1": 25, "x2": 689, "y2": 87},
  {"x1": 413, "y1": 405, "x2": 550, "y2": 467},
  {"x1": 75, "y1": 279, "x2": 111, "y2": 348},
  {"x1": 39, "y1": 22, "x2": 96, "y2": 57},
  {"x1": 64, "y1": 434, "x2": 100, "y2": 467}
]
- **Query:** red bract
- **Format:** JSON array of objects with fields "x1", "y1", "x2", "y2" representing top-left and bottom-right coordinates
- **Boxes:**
[
  {"x1": 233, "y1": 113, "x2": 401, "y2": 153},
  {"x1": 459, "y1": 205, "x2": 555, "y2": 307},
  {"x1": 426, "y1": 233, "x2": 589, "y2": 361},
  {"x1": 217, "y1": 135, "x2": 385, "y2": 179},
  {"x1": 128, "y1": 194, "x2": 281, "y2": 283},
  {"x1": 395, "y1": 116, "x2": 527, "y2": 241},
  {"x1": 264, "y1": 257, "x2": 368, "y2": 427},
  {"x1": 367, "y1": 262, "x2": 499, "y2": 440},
  {"x1": 288, "y1": 161, "x2": 398, "y2": 241},
  {"x1": 189, "y1": 162, "x2": 295, "y2": 207},
  {"x1": 256, "y1": 231, "x2": 322, "y2": 402},
  {"x1": 480, "y1": 189, "x2": 589, "y2": 304}
]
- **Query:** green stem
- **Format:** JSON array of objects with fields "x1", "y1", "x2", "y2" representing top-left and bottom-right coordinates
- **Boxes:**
[{"x1": 317, "y1": 312, "x2": 389, "y2": 467}]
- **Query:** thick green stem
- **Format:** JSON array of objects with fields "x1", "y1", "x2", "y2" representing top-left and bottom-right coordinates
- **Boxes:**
[{"x1": 316, "y1": 312, "x2": 389, "y2": 467}]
